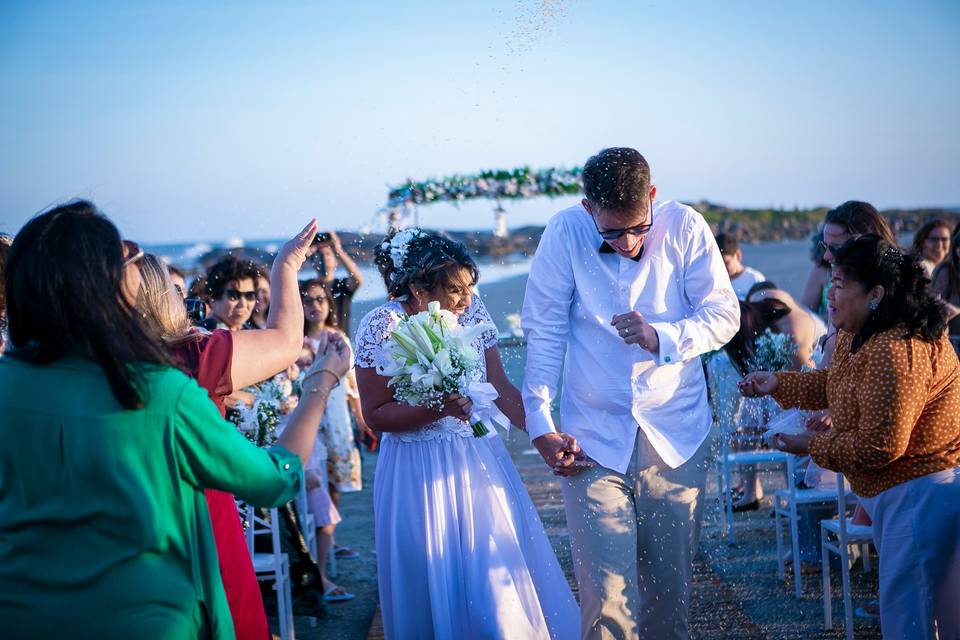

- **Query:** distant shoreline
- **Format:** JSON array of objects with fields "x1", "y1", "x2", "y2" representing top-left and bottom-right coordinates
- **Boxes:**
[
  {"x1": 335, "y1": 203, "x2": 960, "y2": 261},
  {"x1": 149, "y1": 202, "x2": 960, "y2": 273}
]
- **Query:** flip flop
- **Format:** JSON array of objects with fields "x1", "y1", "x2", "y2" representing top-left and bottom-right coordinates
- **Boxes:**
[
  {"x1": 323, "y1": 585, "x2": 355, "y2": 603},
  {"x1": 333, "y1": 545, "x2": 359, "y2": 559}
]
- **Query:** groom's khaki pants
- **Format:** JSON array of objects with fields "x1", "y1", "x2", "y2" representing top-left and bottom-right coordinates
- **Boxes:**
[{"x1": 561, "y1": 428, "x2": 711, "y2": 640}]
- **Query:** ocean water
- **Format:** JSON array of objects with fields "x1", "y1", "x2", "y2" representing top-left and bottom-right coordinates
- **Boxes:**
[
  {"x1": 145, "y1": 237, "x2": 815, "y2": 302},
  {"x1": 737, "y1": 239, "x2": 813, "y2": 298}
]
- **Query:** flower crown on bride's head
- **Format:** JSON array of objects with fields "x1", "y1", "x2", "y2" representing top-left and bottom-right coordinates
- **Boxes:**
[
  {"x1": 375, "y1": 228, "x2": 479, "y2": 300},
  {"x1": 381, "y1": 228, "x2": 425, "y2": 273}
]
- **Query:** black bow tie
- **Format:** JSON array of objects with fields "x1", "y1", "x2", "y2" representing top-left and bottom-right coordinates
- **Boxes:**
[{"x1": 599, "y1": 242, "x2": 644, "y2": 262}]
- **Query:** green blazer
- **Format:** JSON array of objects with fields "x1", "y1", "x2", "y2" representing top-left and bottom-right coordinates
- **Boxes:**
[{"x1": 0, "y1": 355, "x2": 303, "y2": 639}]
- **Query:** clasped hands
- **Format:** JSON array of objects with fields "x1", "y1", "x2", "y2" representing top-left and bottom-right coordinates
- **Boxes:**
[{"x1": 532, "y1": 432, "x2": 595, "y2": 477}]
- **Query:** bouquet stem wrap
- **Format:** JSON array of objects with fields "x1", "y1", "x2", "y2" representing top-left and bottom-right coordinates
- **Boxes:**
[
  {"x1": 379, "y1": 301, "x2": 505, "y2": 438},
  {"x1": 465, "y1": 381, "x2": 511, "y2": 438}
]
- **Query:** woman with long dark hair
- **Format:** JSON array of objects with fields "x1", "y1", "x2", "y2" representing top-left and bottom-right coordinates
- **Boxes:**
[
  {"x1": 0, "y1": 201, "x2": 350, "y2": 639},
  {"x1": 741, "y1": 235, "x2": 960, "y2": 638}
]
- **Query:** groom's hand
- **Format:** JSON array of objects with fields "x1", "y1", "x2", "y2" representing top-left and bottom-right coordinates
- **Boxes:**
[
  {"x1": 532, "y1": 432, "x2": 592, "y2": 475},
  {"x1": 611, "y1": 311, "x2": 660, "y2": 354}
]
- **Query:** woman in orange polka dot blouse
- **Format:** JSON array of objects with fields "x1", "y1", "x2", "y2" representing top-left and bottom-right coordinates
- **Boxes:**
[{"x1": 740, "y1": 235, "x2": 960, "y2": 640}]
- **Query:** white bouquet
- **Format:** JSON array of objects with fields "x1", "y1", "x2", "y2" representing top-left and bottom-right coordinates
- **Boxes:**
[
  {"x1": 378, "y1": 301, "x2": 509, "y2": 437},
  {"x1": 230, "y1": 377, "x2": 286, "y2": 447}
]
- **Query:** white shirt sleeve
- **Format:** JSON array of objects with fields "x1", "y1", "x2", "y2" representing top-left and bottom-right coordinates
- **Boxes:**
[
  {"x1": 648, "y1": 211, "x2": 740, "y2": 365},
  {"x1": 520, "y1": 216, "x2": 576, "y2": 441}
]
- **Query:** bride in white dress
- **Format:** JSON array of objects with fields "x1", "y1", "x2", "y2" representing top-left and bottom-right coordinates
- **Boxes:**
[{"x1": 355, "y1": 229, "x2": 579, "y2": 639}]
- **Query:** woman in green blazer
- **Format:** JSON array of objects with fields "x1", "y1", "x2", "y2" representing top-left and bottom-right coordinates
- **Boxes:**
[{"x1": 0, "y1": 201, "x2": 350, "y2": 639}]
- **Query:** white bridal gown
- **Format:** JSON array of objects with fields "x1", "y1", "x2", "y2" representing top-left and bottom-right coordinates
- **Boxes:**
[{"x1": 355, "y1": 297, "x2": 579, "y2": 640}]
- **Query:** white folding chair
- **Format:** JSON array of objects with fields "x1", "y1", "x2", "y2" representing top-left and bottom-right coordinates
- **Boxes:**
[
  {"x1": 715, "y1": 408, "x2": 791, "y2": 543},
  {"x1": 820, "y1": 472, "x2": 874, "y2": 640},
  {"x1": 243, "y1": 504, "x2": 295, "y2": 640},
  {"x1": 295, "y1": 472, "x2": 318, "y2": 561},
  {"x1": 773, "y1": 455, "x2": 850, "y2": 598},
  {"x1": 708, "y1": 353, "x2": 792, "y2": 543}
]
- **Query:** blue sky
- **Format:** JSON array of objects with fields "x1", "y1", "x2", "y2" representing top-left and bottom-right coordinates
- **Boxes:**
[{"x1": 1, "y1": 0, "x2": 958, "y2": 243}]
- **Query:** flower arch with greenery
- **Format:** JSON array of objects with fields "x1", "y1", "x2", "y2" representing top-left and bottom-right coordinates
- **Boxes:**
[{"x1": 381, "y1": 166, "x2": 583, "y2": 232}]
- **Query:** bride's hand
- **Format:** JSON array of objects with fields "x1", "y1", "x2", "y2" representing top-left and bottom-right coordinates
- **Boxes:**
[
  {"x1": 440, "y1": 393, "x2": 473, "y2": 422},
  {"x1": 738, "y1": 371, "x2": 779, "y2": 398}
]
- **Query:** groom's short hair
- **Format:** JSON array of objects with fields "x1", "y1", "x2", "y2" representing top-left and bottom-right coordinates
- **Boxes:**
[{"x1": 582, "y1": 147, "x2": 651, "y2": 212}]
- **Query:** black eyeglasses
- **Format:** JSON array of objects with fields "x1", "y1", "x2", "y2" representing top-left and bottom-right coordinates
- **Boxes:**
[
  {"x1": 224, "y1": 288, "x2": 257, "y2": 302},
  {"x1": 592, "y1": 204, "x2": 654, "y2": 241}
]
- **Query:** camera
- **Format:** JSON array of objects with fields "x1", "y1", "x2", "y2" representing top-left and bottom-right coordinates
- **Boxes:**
[
  {"x1": 313, "y1": 232, "x2": 331, "y2": 245},
  {"x1": 183, "y1": 298, "x2": 207, "y2": 325}
]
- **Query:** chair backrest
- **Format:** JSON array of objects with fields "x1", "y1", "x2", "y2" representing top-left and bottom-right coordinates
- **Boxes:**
[
  {"x1": 294, "y1": 472, "x2": 309, "y2": 524},
  {"x1": 836, "y1": 472, "x2": 849, "y2": 542},
  {"x1": 243, "y1": 504, "x2": 282, "y2": 559}
]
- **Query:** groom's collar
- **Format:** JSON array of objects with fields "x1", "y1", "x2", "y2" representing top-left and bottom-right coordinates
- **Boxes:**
[{"x1": 599, "y1": 242, "x2": 644, "y2": 262}]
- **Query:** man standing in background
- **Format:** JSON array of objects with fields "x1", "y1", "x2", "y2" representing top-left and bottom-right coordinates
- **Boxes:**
[{"x1": 716, "y1": 232, "x2": 765, "y2": 299}]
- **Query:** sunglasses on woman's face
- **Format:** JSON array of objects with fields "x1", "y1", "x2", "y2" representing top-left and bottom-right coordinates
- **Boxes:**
[
  {"x1": 122, "y1": 240, "x2": 144, "y2": 267},
  {"x1": 224, "y1": 288, "x2": 257, "y2": 302}
]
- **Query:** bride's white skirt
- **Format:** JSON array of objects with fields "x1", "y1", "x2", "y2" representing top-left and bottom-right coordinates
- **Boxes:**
[{"x1": 374, "y1": 432, "x2": 580, "y2": 640}]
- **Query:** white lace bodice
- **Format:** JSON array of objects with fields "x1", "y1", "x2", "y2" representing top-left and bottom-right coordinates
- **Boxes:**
[{"x1": 355, "y1": 295, "x2": 499, "y2": 442}]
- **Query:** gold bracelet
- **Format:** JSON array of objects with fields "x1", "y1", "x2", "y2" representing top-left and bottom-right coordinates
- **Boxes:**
[
  {"x1": 306, "y1": 387, "x2": 331, "y2": 399},
  {"x1": 302, "y1": 368, "x2": 340, "y2": 389}
]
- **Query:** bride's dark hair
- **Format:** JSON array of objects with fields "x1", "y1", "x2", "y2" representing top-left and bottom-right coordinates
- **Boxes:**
[{"x1": 374, "y1": 229, "x2": 479, "y2": 300}]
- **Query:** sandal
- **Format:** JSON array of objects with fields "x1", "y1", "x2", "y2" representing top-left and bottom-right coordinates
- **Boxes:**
[
  {"x1": 333, "y1": 545, "x2": 359, "y2": 559},
  {"x1": 323, "y1": 585, "x2": 355, "y2": 603}
]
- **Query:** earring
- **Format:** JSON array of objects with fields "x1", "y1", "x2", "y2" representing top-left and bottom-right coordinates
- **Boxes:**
[{"x1": 868, "y1": 299, "x2": 879, "y2": 311}]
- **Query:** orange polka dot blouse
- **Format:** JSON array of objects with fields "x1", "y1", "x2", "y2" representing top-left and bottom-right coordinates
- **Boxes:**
[{"x1": 773, "y1": 326, "x2": 960, "y2": 497}]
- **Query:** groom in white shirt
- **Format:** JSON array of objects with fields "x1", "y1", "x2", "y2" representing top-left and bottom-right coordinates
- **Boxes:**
[{"x1": 522, "y1": 147, "x2": 739, "y2": 639}]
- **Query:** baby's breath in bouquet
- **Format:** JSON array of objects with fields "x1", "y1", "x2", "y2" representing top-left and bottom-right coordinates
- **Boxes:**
[
  {"x1": 378, "y1": 301, "x2": 508, "y2": 437},
  {"x1": 230, "y1": 377, "x2": 286, "y2": 447},
  {"x1": 749, "y1": 329, "x2": 797, "y2": 373}
]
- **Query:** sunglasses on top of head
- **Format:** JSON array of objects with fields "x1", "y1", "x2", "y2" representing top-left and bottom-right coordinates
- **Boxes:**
[
  {"x1": 224, "y1": 289, "x2": 257, "y2": 302},
  {"x1": 122, "y1": 240, "x2": 144, "y2": 267}
]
